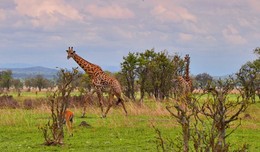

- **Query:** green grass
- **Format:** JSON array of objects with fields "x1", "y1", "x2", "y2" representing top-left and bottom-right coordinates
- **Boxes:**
[
  {"x1": 0, "y1": 95, "x2": 259, "y2": 151},
  {"x1": 0, "y1": 109, "x2": 168, "y2": 152}
]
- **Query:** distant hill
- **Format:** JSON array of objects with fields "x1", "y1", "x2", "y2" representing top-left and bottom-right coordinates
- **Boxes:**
[{"x1": 0, "y1": 66, "x2": 58, "y2": 79}]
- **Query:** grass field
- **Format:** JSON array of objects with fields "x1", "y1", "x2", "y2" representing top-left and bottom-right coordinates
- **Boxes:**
[{"x1": 0, "y1": 92, "x2": 259, "y2": 151}]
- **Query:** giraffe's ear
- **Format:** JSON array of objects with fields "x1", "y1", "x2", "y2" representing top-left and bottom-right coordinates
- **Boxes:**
[
  {"x1": 73, "y1": 51, "x2": 75, "y2": 53},
  {"x1": 66, "y1": 50, "x2": 69, "y2": 53}
]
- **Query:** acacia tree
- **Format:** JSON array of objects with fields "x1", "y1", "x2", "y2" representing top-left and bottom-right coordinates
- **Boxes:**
[
  {"x1": 33, "y1": 75, "x2": 51, "y2": 91},
  {"x1": 12, "y1": 79, "x2": 23, "y2": 96},
  {"x1": 195, "y1": 73, "x2": 213, "y2": 89},
  {"x1": 0, "y1": 70, "x2": 13, "y2": 91}
]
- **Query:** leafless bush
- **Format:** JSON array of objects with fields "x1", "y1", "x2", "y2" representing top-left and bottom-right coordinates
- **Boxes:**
[
  {"x1": 39, "y1": 68, "x2": 78, "y2": 146},
  {"x1": 155, "y1": 78, "x2": 251, "y2": 152},
  {"x1": 166, "y1": 95, "x2": 198, "y2": 152}
]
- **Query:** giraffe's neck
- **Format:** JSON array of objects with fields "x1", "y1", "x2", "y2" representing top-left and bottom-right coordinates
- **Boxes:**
[
  {"x1": 72, "y1": 53, "x2": 103, "y2": 78},
  {"x1": 185, "y1": 57, "x2": 190, "y2": 82},
  {"x1": 185, "y1": 66, "x2": 190, "y2": 81}
]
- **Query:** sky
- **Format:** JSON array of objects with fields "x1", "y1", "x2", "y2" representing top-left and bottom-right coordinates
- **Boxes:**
[{"x1": 0, "y1": 0, "x2": 259, "y2": 76}]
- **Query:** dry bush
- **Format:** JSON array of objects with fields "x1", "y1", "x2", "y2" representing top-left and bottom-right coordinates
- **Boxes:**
[
  {"x1": 0, "y1": 95, "x2": 20, "y2": 109},
  {"x1": 126, "y1": 101, "x2": 169, "y2": 116},
  {"x1": 39, "y1": 68, "x2": 78, "y2": 146},
  {"x1": 69, "y1": 94, "x2": 98, "y2": 108},
  {"x1": 22, "y1": 98, "x2": 48, "y2": 110}
]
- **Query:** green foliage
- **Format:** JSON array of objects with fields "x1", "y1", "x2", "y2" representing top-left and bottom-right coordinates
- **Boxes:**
[
  {"x1": 120, "y1": 49, "x2": 185, "y2": 101},
  {"x1": 121, "y1": 52, "x2": 138, "y2": 100},
  {"x1": 195, "y1": 73, "x2": 213, "y2": 89},
  {"x1": 12, "y1": 79, "x2": 23, "y2": 90},
  {"x1": 0, "y1": 70, "x2": 13, "y2": 90},
  {"x1": 24, "y1": 75, "x2": 54, "y2": 91},
  {"x1": 237, "y1": 62, "x2": 259, "y2": 102}
]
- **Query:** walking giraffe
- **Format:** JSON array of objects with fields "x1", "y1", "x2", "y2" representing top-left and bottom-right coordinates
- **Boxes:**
[
  {"x1": 66, "y1": 47, "x2": 127, "y2": 118},
  {"x1": 177, "y1": 54, "x2": 192, "y2": 95}
]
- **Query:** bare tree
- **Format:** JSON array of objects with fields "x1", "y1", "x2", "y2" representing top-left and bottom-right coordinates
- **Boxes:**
[
  {"x1": 39, "y1": 68, "x2": 78, "y2": 145},
  {"x1": 197, "y1": 79, "x2": 250, "y2": 151}
]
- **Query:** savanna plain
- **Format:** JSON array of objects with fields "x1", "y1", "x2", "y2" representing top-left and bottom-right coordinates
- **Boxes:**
[{"x1": 0, "y1": 92, "x2": 259, "y2": 152}]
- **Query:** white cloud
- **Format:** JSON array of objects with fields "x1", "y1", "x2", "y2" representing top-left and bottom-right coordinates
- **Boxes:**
[
  {"x1": 0, "y1": 9, "x2": 6, "y2": 21},
  {"x1": 151, "y1": 3, "x2": 197, "y2": 23},
  {"x1": 86, "y1": 4, "x2": 134, "y2": 19},
  {"x1": 222, "y1": 25, "x2": 247, "y2": 45},
  {"x1": 14, "y1": 0, "x2": 83, "y2": 29},
  {"x1": 179, "y1": 33, "x2": 193, "y2": 41},
  {"x1": 248, "y1": 0, "x2": 260, "y2": 12}
]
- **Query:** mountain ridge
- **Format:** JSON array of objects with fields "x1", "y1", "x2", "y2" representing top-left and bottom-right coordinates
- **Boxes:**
[
  {"x1": 0, "y1": 66, "x2": 58, "y2": 79},
  {"x1": 0, "y1": 66, "x2": 232, "y2": 80}
]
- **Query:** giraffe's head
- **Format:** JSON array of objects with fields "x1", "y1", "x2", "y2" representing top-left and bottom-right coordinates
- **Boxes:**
[
  {"x1": 184, "y1": 54, "x2": 190, "y2": 62},
  {"x1": 66, "y1": 47, "x2": 76, "y2": 59}
]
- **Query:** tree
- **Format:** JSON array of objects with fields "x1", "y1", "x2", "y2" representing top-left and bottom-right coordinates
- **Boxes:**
[
  {"x1": 156, "y1": 77, "x2": 251, "y2": 152},
  {"x1": 32, "y1": 75, "x2": 53, "y2": 91},
  {"x1": 24, "y1": 78, "x2": 33, "y2": 91},
  {"x1": 121, "y1": 52, "x2": 138, "y2": 100},
  {"x1": 40, "y1": 68, "x2": 79, "y2": 145},
  {"x1": 197, "y1": 79, "x2": 250, "y2": 151},
  {"x1": 254, "y1": 47, "x2": 260, "y2": 55},
  {"x1": 120, "y1": 49, "x2": 186, "y2": 101},
  {"x1": 12, "y1": 79, "x2": 23, "y2": 96},
  {"x1": 136, "y1": 49, "x2": 157, "y2": 101},
  {"x1": 0, "y1": 70, "x2": 13, "y2": 91},
  {"x1": 149, "y1": 51, "x2": 175, "y2": 99},
  {"x1": 236, "y1": 47, "x2": 260, "y2": 102},
  {"x1": 195, "y1": 73, "x2": 213, "y2": 89}
]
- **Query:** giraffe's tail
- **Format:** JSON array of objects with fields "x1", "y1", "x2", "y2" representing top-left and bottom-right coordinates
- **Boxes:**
[{"x1": 115, "y1": 93, "x2": 130, "y2": 105}]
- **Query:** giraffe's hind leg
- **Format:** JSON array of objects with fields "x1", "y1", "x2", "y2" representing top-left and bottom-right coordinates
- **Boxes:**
[
  {"x1": 103, "y1": 93, "x2": 114, "y2": 118},
  {"x1": 96, "y1": 89, "x2": 105, "y2": 117},
  {"x1": 115, "y1": 93, "x2": 128, "y2": 116},
  {"x1": 120, "y1": 99, "x2": 128, "y2": 116}
]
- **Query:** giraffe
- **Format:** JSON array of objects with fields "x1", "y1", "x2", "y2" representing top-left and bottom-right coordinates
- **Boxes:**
[
  {"x1": 177, "y1": 76, "x2": 192, "y2": 95},
  {"x1": 184, "y1": 54, "x2": 192, "y2": 91},
  {"x1": 177, "y1": 54, "x2": 192, "y2": 95},
  {"x1": 66, "y1": 47, "x2": 127, "y2": 118}
]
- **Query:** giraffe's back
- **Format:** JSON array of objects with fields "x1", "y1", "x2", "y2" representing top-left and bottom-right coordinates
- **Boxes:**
[{"x1": 93, "y1": 72, "x2": 122, "y2": 94}]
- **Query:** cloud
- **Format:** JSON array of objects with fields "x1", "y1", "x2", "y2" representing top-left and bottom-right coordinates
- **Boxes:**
[
  {"x1": 86, "y1": 4, "x2": 134, "y2": 19},
  {"x1": 179, "y1": 33, "x2": 193, "y2": 41},
  {"x1": 0, "y1": 9, "x2": 6, "y2": 21},
  {"x1": 14, "y1": 0, "x2": 83, "y2": 29},
  {"x1": 222, "y1": 25, "x2": 247, "y2": 45},
  {"x1": 248, "y1": 0, "x2": 260, "y2": 12},
  {"x1": 151, "y1": 3, "x2": 197, "y2": 23}
]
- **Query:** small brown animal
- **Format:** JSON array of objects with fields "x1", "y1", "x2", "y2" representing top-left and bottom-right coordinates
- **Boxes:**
[{"x1": 64, "y1": 109, "x2": 74, "y2": 136}]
